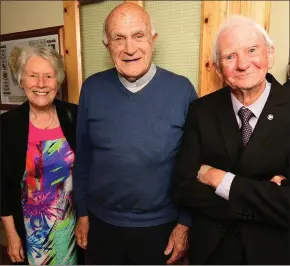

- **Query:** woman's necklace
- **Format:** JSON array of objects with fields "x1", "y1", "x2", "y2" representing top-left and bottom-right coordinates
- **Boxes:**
[
  {"x1": 43, "y1": 111, "x2": 55, "y2": 129},
  {"x1": 30, "y1": 107, "x2": 56, "y2": 129}
]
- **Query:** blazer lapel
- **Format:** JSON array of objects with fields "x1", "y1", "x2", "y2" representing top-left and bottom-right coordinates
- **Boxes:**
[
  {"x1": 216, "y1": 87, "x2": 243, "y2": 164},
  {"x1": 14, "y1": 102, "x2": 30, "y2": 177},
  {"x1": 239, "y1": 75, "x2": 286, "y2": 163}
]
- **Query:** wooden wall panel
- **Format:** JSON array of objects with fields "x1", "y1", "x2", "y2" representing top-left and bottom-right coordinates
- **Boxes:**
[
  {"x1": 199, "y1": 1, "x2": 271, "y2": 96},
  {"x1": 228, "y1": 1, "x2": 241, "y2": 15},
  {"x1": 63, "y1": 1, "x2": 82, "y2": 104},
  {"x1": 63, "y1": 0, "x2": 271, "y2": 101},
  {"x1": 198, "y1": 1, "x2": 228, "y2": 96},
  {"x1": 240, "y1": 1, "x2": 271, "y2": 30},
  {"x1": 125, "y1": 0, "x2": 143, "y2": 7}
]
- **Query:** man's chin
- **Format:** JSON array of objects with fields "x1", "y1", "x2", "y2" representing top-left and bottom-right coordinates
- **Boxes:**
[
  {"x1": 229, "y1": 80, "x2": 263, "y2": 91},
  {"x1": 121, "y1": 71, "x2": 146, "y2": 82}
]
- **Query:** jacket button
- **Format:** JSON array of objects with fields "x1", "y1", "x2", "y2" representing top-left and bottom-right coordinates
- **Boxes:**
[{"x1": 235, "y1": 230, "x2": 241, "y2": 235}]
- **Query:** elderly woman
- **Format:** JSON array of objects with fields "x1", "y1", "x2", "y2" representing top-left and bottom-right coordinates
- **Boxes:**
[{"x1": 1, "y1": 47, "x2": 78, "y2": 265}]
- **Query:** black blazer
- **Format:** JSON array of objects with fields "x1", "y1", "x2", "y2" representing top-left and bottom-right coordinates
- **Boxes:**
[
  {"x1": 284, "y1": 78, "x2": 290, "y2": 88},
  {"x1": 0, "y1": 99, "x2": 77, "y2": 263},
  {"x1": 173, "y1": 74, "x2": 290, "y2": 264}
]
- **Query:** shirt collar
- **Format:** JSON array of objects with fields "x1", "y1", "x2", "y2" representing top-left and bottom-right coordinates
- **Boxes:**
[
  {"x1": 118, "y1": 63, "x2": 157, "y2": 89},
  {"x1": 231, "y1": 80, "x2": 271, "y2": 119}
]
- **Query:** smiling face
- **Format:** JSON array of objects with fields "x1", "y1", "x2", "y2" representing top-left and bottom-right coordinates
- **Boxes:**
[
  {"x1": 21, "y1": 56, "x2": 58, "y2": 108},
  {"x1": 104, "y1": 4, "x2": 157, "y2": 82},
  {"x1": 216, "y1": 23, "x2": 274, "y2": 91}
]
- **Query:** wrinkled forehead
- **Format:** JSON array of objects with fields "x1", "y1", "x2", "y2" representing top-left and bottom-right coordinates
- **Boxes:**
[
  {"x1": 218, "y1": 24, "x2": 265, "y2": 51},
  {"x1": 107, "y1": 9, "x2": 151, "y2": 34}
]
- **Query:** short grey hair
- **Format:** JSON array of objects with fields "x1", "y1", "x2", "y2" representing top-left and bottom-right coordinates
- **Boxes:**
[
  {"x1": 16, "y1": 46, "x2": 65, "y2": 87},
  {"x1": 102, "y1": 17, "x2": 157, "y2": 45},
  {"x1": 212, "y1": 15, "x2": 274, "y2": 69}
]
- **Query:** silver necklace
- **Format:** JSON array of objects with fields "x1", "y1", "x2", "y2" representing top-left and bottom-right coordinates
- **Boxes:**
[{"x1": 30, "y1": 108, "x2": 55, "y2": 130}]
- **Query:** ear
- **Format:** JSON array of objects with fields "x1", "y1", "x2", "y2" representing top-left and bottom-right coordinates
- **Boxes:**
[
  {"x1": 151, "y1": 33, "x2": 158, "y2": 52},
  {"x1": 19, "y1": 77, "x2": 24, "y2": 89},
  {"x1": 152, "y1": 33, "x2": 158, "y2": 42},
  {"x1": 102, "y1": 40, "x2": 109, "y2": 49},
  {"x1": 267, "y1": 46, "x2": 275, "y2": 69},
  {"x1": 213, "y1": 62, "x2": 224, "y2": 82}
]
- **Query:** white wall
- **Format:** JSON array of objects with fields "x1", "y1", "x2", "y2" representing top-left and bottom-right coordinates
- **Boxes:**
[
  {"x1": 268, "y1": 1, "x2": 290, "y2": 84},
  {"x1": 1, "y1": 1, "x2": 64, "y2": 34}
]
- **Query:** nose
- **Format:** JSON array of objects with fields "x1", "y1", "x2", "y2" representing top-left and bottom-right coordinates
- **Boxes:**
[
  {"x1": 36, "y1": 75, "x2": 45, "y2": 88},
  {"x1": 124, "y1": 39, "x2": 137, "y2": 55},
  {"x1": 237, "y1": 55, "x2": 250, "y2": 71}
]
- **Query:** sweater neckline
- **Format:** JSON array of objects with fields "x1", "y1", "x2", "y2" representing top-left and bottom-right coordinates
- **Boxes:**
[{"x1": 116, "y1": 67, "x2": 161, "y2": 96}]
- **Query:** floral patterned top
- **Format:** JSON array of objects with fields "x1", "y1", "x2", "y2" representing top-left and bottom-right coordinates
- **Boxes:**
[{"x1": 21, "y1": 122, "x2": 77, "y2": 265}]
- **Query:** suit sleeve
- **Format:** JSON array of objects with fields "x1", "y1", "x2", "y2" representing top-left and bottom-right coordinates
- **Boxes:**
[
  {"x1": 173, "y1": 103, "x2": 228, "y2": 218},
  {"x1": 227, "y1": 175, "x2": 290, "y2": 228}
]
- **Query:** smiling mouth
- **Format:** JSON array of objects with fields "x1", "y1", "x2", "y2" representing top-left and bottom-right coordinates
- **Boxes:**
[
  {"x1": 236, "y1": 74, "x2": 253, "y2": 79},
  {"x1": 32, "y1": 91, "x2": 49, "y2": 96},
  {"x1": 123, "y1": 58, "x2": 141, "y2": 62}
]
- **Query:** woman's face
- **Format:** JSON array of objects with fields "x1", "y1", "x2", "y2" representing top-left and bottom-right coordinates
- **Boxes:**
[{"x1": 21, "y1": 56, "x2": 58, "y2": 109}]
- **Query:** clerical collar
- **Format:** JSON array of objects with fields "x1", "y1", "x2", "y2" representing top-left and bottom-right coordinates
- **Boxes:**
[{"x1": 118, "y1": 64, "x2": 157, "y2": 92}]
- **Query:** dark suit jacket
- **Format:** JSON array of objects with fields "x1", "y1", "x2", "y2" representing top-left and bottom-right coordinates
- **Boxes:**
[
  {"x1": 0, "y1": 99, "x2": 77, "y2": 264},
  {"x1": 173, "y1": 74, "x2": 290, "y2": 264},
  {"x1": 284, "y1": 78, "x2": 290, "y2": 88}
]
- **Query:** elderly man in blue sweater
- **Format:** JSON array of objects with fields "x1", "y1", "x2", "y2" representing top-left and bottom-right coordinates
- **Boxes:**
[{"x1": 73, "y1": 2, "x2": 198, "y2": 264}]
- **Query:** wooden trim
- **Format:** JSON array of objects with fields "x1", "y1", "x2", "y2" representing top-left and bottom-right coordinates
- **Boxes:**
[
  {"x1": 0, "y1": 104, "x2": 19, "y2": 110},
  {"x1": 240, "y1": 1, "x2": 266, "y2": 29},
  {"x1": 57, "y1": 26, "x2": 68, "y2": 102},
  {"x1": 79, "y1": 0, "x2": 106, "y2": 6},
  {"x1": 79, "y1": 0, "x2": 143, "y2": 7},
  {"x1": 198, "y1": 1, "x2": 227, "y2": 97},
  {"x1": 63, "y1": 0, "x2": 82, "y2": 104},
  {"x1": 125, "y1": 0, "x2": 143, "y2": 7},
  {"x1": 264, "y1": 1, "x2": 271, "y2": 32},
  {"x1": 198, "y1": 1, "x2": 272, "y2": 97},
  {"x1": 0, "y1": 26, "x2": 63, "y2": 42}
]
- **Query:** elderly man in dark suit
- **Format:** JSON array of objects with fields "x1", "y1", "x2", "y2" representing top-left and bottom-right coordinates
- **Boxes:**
[{"x1": 173, "y1": 15, "x2": 290, "y2": 265}]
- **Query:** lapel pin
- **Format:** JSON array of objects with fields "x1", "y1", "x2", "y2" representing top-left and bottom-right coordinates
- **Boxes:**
[{"x1": 267, "y1": 114, "x2": 274, "y2": 120}]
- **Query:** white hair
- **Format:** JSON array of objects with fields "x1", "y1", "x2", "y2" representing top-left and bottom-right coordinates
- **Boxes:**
[
  {"x1": 102, "y1": 15, "x2": 157, "y2": 45},
  {"x1": 212, "y1": 15, "x2": 274, "y2": 68},
  {"x1": 16, "y1": 46, "x2": 65, "y2": 87}
]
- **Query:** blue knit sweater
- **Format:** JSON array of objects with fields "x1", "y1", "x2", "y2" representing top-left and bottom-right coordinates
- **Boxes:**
[{"x1": 73, "y1": 67, "x2": 197, "y2": 227}]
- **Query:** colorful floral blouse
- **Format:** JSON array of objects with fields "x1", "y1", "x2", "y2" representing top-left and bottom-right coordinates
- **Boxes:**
[{"x1": 21, "y1": 122, "x2": 77, "y2": 265}]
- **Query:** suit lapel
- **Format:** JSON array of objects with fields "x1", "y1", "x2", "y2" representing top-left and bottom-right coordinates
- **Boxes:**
[
  {"x1": 216, "y1": 88, "x2": 243, "y2": 164},
  {"x1": 239, "y1": 75, "x2": 286, "y2": 163}
]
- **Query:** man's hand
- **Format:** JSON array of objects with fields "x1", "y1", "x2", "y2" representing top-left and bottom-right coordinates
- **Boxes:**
[
  {"x1": 75, "y1": 216, "x2": 89, "y2": 249},
  {"x1": 197, "y1": 165, "x2": 226, "y2": 188},
  {"x1": 164, "y1": 224, "x2": 189, "y2": 264},
  {"x1": 6, "y1": 232, "x2": 25, "y2": 263},
  {"x1": 270, "y1": 175, "x2": 286, "y2": 186}
]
